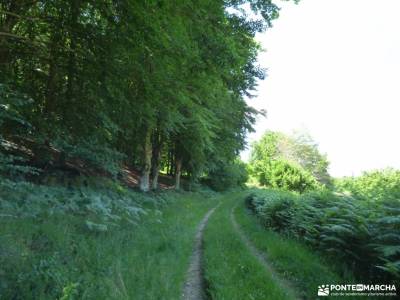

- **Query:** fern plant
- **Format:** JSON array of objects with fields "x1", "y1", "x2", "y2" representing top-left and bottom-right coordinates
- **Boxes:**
[{"x1": 247, "y1": 189, "x2": 400, "y2": 282}]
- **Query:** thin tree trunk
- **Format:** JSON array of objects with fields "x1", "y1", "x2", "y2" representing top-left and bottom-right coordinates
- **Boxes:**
[
  {"x1": 44, "y1": 42, "x2": 57, "y2": 116},
  {"x1": 139, "y1": 129, "x2": 152, "y2": 192},
  {"x1": 151, "y1": 133, "x2": 163, "y2": 190},
  {"x1": 66, "y1": 0, "x2": 79, "y2": 105},
  {"x1": 170, "y1": 147, "x2": 175, "y2": 176},
  {"x1": 175, "y1": 156, "x2": 182, "y2": 190},
  {"x1": 167, "y1": 147, "x2": 173, "y2": 176}
]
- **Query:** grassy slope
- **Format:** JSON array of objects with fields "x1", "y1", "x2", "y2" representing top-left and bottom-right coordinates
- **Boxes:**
[
  {"x1": 0, "y1": 188, "x2": 217, "y2": 300},
  {"x1": 203, "y1": 192, "x2": 292, "y2": 300}
]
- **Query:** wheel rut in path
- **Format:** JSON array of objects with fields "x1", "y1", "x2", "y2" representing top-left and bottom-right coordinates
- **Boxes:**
[
  {"x1": 230, "y1": 203, "x2": 300, "y2": 300},
  {"x1": 182, "y1": 204, "x2": 219, "y2": 300}
]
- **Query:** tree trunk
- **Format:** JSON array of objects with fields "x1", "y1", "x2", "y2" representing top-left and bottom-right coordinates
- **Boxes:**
[
  {"x1": 139, "y1": 129, "x2": 152, "y2": 192},
  {"x1": 151, "y1": 169, "x2": 160, "y2": 190},
  {"x1": 151, "y1": 132, "x2": 163, "y2": 190},
  {"x1": 167, "y1": 147, "x2": 173, "y2": 176},
  {"x1": 175, "y1": 156, "x2": 182, "y2": 190},
  {"x1": 44, "y1": 41, "x2": 57, "y2": 117},
  {"x1": 167, "y1": 149, "x2": 171, "y2": 175},
  {"x1": 66, "y1": 0, "x2": 79, "y2": 105},
  {"x1": 171, "y1": 148, "x2": 176, "y2": 175}
]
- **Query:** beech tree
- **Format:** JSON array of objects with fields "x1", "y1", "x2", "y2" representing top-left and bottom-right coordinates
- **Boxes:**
[{"x1": 0, "y1": 0, "x2": 294, "y2": 191}]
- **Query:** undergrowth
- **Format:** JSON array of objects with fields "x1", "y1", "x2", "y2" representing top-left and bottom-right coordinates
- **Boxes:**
[{"x1": 0, "y1": 177, "x2": 217, "y2": 299}]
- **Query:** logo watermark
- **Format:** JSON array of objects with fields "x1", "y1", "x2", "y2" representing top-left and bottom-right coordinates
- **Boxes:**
[
  {"x1": 318, "y1": 285, "x2": 330, "y2": 296},
  {"x1": 318, "y1": 284, "x2": 397, "y2": 297}
]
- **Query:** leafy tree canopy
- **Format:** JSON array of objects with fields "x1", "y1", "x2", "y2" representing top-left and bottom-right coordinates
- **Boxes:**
[
  {"x1": 335, "y1": 168, "x2": 400, "y2": 201},
  {"x1": 250, "y1": 130, "x2": 331, "y2": 186},
  {"x1": 0, "y1": 0, "x2": 297, "y2": 190}
]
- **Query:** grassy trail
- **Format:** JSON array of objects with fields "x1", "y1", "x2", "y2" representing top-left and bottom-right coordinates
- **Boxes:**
[
  {"x1": 232, "y1": 198, "x2": 344, "y2": 299},
  {"x1": 182, "y1": 204, "x2": 219, "y2": 300},
  {"x1": 203, "y1": 192, "x2": 293, "y2": 299},
  {"x1": 202, "y1": 191, "x2": 352, "y2": 300},
  {"x1": 230, "y1": 203, "x2": 299, "y2": 300}
]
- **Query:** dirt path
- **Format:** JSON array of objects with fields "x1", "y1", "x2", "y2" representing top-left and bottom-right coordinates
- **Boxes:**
[
  {"x1": 182, "y1": 205, "x2": 219, "y2": 300},
  {"x1": 230, "y1": 204, "x2": 300, "y2": 300}
]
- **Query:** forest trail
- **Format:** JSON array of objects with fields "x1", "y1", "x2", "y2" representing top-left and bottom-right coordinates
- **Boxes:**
[
  {"x1": 182, "y1": 204, "x2": 219, "y2": 300},
  {"x1": 230, "y1": 203, "x2": 300, "y2": 300}
]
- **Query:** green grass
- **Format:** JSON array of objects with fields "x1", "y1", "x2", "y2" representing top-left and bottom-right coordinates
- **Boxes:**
[
  {"x1": 0, "y1": 189, "x2": 218, "y2": 299},
  {"x1": 2, "y1": 184, "x2": 374, "y2": 299},
  {"x1": 117, "y1": 191, "x2": 218, "y2": 299},
  {"x1": 234, "y1": 195, "x2": 359, "y2": 299},
  {"x1": 203, "y1": 192, "x2": 293, "y2": 300}
]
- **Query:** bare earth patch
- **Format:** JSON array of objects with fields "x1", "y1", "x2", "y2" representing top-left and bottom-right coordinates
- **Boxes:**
[{"x1": 182, "y1": 205, "x2": 219, "y2": 300}]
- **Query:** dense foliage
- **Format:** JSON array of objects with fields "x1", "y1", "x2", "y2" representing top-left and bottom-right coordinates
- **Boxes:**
[
  {"x1": 249, "y1": 130, "x2": 327, "y2": 192},
  {"x1": 255, "y1": 159, "x2": 318, "y2": 192},
  {"x1": 0, "y1": 0, "x2": 291, "y2": 191},
  {"x1": 335, "y1": 169, "x2": 400, "y2": 202},
  {"x1": 246, "y1": 189, "x2": 400, "y2": 282},
  {"x1": 206, "y1": 159, "x2": 248, "y2": 191}
]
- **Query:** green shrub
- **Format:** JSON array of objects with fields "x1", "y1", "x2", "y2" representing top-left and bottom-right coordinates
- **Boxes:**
[
  {"x1": 206, "y1": 159, "x2": 248, "y2": 191},
  {"x1": 246, "y1": 189, "x2": 400, "y2": 283},
  {"x1": 249, "y1": 130, "x2": 331, "y2": 185},
  {"x1": 253, "y1": 159, "x2": 319, "y2": 193}
]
